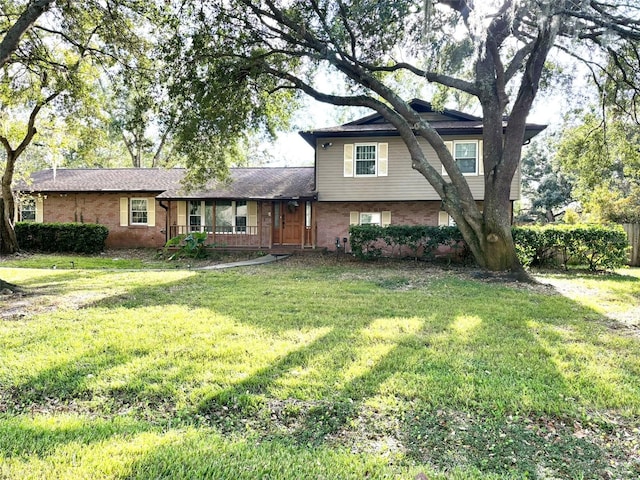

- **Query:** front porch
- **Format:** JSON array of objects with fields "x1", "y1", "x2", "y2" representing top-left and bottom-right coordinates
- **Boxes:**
[
  {"x1": 165, "y1": 199, "x2": 317, "y2": 251},
  {"x1": 167, "y1": 224, "x2": 316, "y2": 251}
]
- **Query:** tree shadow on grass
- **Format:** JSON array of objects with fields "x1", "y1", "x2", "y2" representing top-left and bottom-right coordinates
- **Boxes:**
[
  {"x1": 0, "y1": 347, "x2": 153, "y2": 460},
  {"x1": 0, "y1": 414, "x2": 149, "y2": 460},
  {"x1": 1, "y1": 347, "x2": 136, "y2": 414},
  {"x1": 117, "y1": 276, "x2": 637, "y2": 477},
  {"x1": 3, "y1": 267, "x2": 639, "y2": 478}
]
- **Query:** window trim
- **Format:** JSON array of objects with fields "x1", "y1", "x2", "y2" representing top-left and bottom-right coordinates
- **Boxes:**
[
  {"x1": 354, "y1": 143, "x2": 378, "y2": 177},
  {"x1": 19, "y1": 198, "x2": 37, "y2": 222},
  {"x1": 442, "y1": 139, "x2": 481, "y2": 177},
  {"x1": 215, "y1": 200, "x2": 248, "y2": 234},
  {"x1": 453, "y1": 140, "x2": 479, "y2": 176},
  {"x1": 130, "y1": 198, "x2": 149, "y2": 226}
]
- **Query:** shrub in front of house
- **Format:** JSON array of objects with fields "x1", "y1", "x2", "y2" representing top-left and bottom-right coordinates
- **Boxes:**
[
  {"x1": 163, "y1": 232, "x2": 210, "y2": 259},
  {"x1": 349, "y1": 224, "x2": 465, "y2": 261},
  {"x1": 512, "y1": 224, "x2": 629, "y2": 271},
  {"x1": 350, "y1": 223, "x2": 628, "y2": 271},
  {"x1": 15, "y1": 222, "x2": 109, "y2": 254}
]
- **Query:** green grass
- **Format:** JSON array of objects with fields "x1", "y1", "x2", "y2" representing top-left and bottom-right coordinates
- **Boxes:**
[{"x1": 1, "y1": 259, "x2": 639, "y2": 479}]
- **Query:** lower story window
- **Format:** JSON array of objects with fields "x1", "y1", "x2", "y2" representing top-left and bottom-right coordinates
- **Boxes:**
[
  {"x1": 189, "y1": 200, "x2": 214, "y2": 233},
  {"x1": 438, "y1": 211, "x2": 456, "y2": 226},
  {"x1": 216, "y1": 200, "x2": 247, "y2": 234},
  {"x1": 20, "y1": 198, "x2": 36, "y2": 222},
  {"x1": 360, "y1": 212, "x2": 381, "y2": 226},
  {"x1": 130, "y1": 198, "x2": 148, "y2": 225},
  {"x1": 350, "y1": 210, "x2": 391, "y2": 227}
]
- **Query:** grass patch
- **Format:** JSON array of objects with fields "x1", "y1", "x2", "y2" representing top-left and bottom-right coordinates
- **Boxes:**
[
  {"x1": 0, "y1": 249, "x2": 261, "y2": 270},
  {"x1": 1, "y1": 259, "x2": 639, "y2": 479}
]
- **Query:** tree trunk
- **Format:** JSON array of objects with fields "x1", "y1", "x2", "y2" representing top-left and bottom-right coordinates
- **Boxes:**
[
  {"x1": 0, "y1": 148, "x2": 19, "y2": 254},
  {"x1": 0, "y1": 197, "x2": 18, "y2": 254},
  {"x1": 545, "y1": 209, "x2": 555, "y2": 223},
  {"x1": 480, "y1": 193, "x2": 520, "y2": 271}
]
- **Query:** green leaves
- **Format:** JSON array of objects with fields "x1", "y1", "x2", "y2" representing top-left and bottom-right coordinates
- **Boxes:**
[
  {"x1": 557, "y1": 112, "x2": 640, "y2": 223},
  {"x1": 512, "y1": 224, "x2": 629, "y2": 271},
  {"x1": 15, "y1": 222, "x2": 109, "y2": 254},
  {"x1": 163, "y1": 232, "x2": 211, "y2": 259},
  {"x1": 349, "y1": 224, "x2": 465, "y2": 260},
  {"x1": 350, "y1": 223, "x2": 629, "y2": 272}
]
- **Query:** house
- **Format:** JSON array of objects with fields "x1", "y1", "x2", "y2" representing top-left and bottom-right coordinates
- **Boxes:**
[{"x1": 14, "y1": 100, "x2": 545, "y2": 251}]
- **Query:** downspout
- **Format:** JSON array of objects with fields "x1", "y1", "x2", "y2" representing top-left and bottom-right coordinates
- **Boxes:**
[{"x1": 159, "y1": 200, "x2": 169, "y2": 244}]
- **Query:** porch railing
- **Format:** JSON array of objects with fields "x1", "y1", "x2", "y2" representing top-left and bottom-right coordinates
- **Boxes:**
[{"x1": 168, "y1": 225, "x2": 266, "y2": 248}]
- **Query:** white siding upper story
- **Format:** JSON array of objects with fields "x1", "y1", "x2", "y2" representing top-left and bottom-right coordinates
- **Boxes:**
[{"x1": 315, "y1": 136, "x2": 521, "y2": 202}]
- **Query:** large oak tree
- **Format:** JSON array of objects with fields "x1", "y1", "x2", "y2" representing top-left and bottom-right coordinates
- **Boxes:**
[{"x1": 172, "y1": 0, "x2": 640, "y2": 271}]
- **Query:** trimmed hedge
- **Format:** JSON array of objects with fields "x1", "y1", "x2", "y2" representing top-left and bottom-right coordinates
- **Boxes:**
[
  {"x1": 512, "y1": 224, "x2": 629, "y2": 271},
  {"x1": 349, "y1": 224, "x2": 465, "y2": 260},
  {"x1": 15, "y1": 222, "x2": 109, "y2": 254},
  {"x1": 349, "y1": 223, "x2": 629, "y2": 271}
]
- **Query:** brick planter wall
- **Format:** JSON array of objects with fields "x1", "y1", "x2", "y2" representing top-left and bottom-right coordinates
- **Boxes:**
[{"x1": 315, "y1": 200, "x2": 443, "y2": 251}]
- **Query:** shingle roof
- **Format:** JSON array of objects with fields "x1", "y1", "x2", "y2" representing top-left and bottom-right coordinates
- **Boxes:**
[
  {"x1": 19, "y1": 168, "x2": 182, "y2": 193},
  {"x1": 299, "y1": 98, "x2": 547, "y2": 146},
  {"x1": 17, "y1": 167, "x2": 316, "y2": 200},
  {"x1": 157, "y1": 167, "x2": 316, "y2": 200}
]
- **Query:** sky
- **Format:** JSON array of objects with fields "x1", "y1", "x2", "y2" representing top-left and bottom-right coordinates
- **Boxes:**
[{"x1": 265, "y1": 88, "x2": 573, "y2": 168}]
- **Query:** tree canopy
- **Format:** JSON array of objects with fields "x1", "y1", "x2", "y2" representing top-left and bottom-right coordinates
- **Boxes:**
[
  {"x1": 558, "y1": 110, "x2": 640, "y2": 223},
  {"x1": 167, "y1": 0, "x2": 640, "y2": 271},
  {"x1": 0, "y1": 0, "x2": 151, "y2": 253},
  {"x1": 519, "y1": 134, "x2": 573, "y2": 224},
  {"x1": 2, "y1": 0, "x2": 640, "y2": 272}
]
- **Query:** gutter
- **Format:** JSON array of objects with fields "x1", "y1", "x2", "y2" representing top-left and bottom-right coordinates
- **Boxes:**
[{"x1": 159, "y1": 200, "x2": 169, "y2": 244}]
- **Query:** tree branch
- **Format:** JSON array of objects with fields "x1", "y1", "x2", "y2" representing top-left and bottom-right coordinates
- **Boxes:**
[{"x1": 0, "y1": 0, "x2": 54, "y2": 68}]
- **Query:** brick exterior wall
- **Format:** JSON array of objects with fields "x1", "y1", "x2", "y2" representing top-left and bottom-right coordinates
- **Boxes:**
[
  {"x1": 37, "y1": 195, "x2": 509, "y2": 252},
  {"x1": 41, "y1": 192, "x2": 167, "y2": 248},
  {"x1": 315, "y1": 200, "x2": 443, "y2": 251}
]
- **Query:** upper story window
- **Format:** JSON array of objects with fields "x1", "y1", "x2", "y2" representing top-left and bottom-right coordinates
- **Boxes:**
[
  {"x1": 454, "y1": 141, "x2": 478, "y2": 174},
  {"x1": 130, "y1": 198, "x2": 149, "y2": 225},
  {"x1": 355, "y1": 144, "x2": 377, "y2": 176},
  {"x1": 442, "y1": 140, "x2": 482, "y2": 176},
  {"x1": 343, "y1": 143, "x2": 388, "y2": 177}
]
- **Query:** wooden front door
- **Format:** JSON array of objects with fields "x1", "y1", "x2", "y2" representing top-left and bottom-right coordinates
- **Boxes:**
[{"x1": 272, "y1": 201, "x2": 303, "y2": 245}]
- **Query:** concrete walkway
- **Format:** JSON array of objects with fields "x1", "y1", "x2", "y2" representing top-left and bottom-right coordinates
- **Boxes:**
[{"x1": 195, "y1": 254, "x2": 291, "y2": 270}]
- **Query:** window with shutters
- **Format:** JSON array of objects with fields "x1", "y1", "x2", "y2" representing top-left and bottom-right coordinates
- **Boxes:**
[
  {"x1": 189, "y1": 200, "x2": 214, "y2": 233},
  {"x1": 355, "y1": 144, "x2": 377, "y2": 176},
  {"x1": 359, "y1": 212, "x2": 382, "y2": 226},
  {"x1": 438, "y1": 211, "x2": 456, "y2": 226},
  {"x1": 344, "y1": 142, "x2": 388, "y2": 177},
  {"x1": 19, "y1": 198, "x2": 36, "y2": 222},
  {"x1": 453, "y1": 141, "x2": 478, "y2": 174},
  {"x1": 352, "y1": 211, "x2": 391, "y2": 227},
  {"x1": 130, "y1": 198, "x2": 148, "y2": 225}
]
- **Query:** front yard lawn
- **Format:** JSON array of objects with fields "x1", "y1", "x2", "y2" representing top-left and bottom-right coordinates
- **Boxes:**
[{"x1": 1, "y1": 256, "x2": 639, "y2": 479}]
